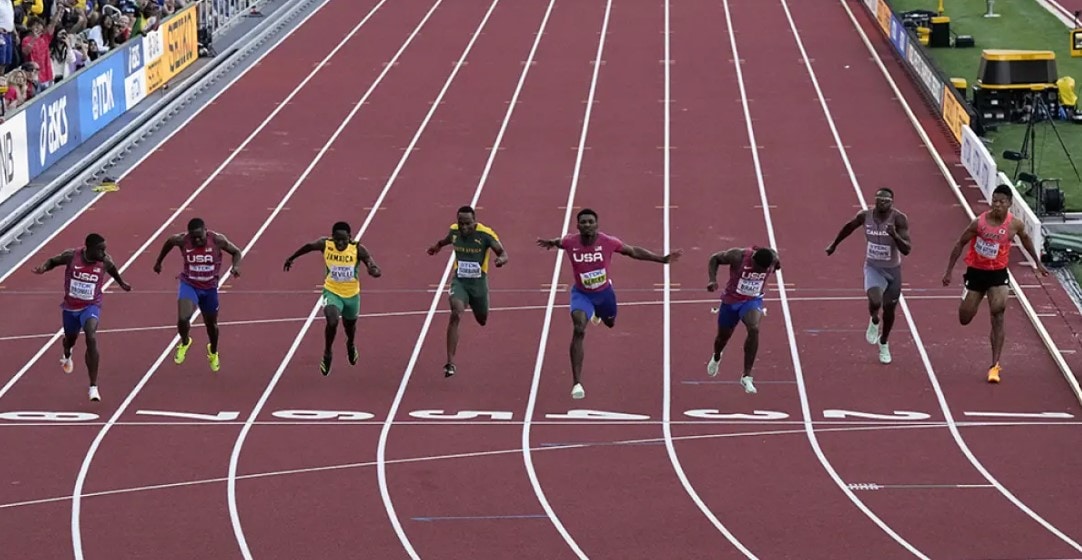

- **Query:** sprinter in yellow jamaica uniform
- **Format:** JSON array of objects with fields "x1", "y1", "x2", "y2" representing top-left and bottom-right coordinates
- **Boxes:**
[{"x1": 284, "y1": 221, "x2": 381, "y2": 376}]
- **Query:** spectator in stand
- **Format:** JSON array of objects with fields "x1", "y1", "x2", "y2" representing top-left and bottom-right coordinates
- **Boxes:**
[
  {"x1": 4, "y1": 67, "x2": 32, "y2": 110},
  {"x1": 0, "y1": 0, "x2": 14, "y2": 73},
  {"x1": 20, "y1": 10, "x2": 60, "y2": 88},
  {"x1": 49, "y1": 25, "x2": 81, "y2": 80}
]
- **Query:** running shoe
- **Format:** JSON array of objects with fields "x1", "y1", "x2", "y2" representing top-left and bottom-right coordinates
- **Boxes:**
[
  {"x1": 348, "y1": 344, "x2": 359, "y2": 366},
  {"x1": 174, "y1": 337, "x2": 192, "y2": 364},
  {"x1": 321, "y1": 353, "x2": 332, "y2": 376},
  {"x1": 61, "y1": 354, "x2": 73, "y2": 374},
  {"x1": 571, "y1": 383, "x2": 585, "y2": 399},
  {"x1": 866, "y1": 318, "x2": 880, "y2": 345},
  {"x1": 739, "y1": 375, "x2": 757, "y2": 394},
  {"x1": 88, "y1": 386, "x2": 101, "y2": 402},
  {"x1": 879, "y1": 342, "x2": 891, "y2": 364},
  {"x1": 987, "y1": 363, "x2": 1001, "y2": 383},
  {"x1": 207, "y1": 344, "x2": 220, "y2": 372},
  {"x1": 706, "y1": 353, "x2": 721, "y2": 377}
]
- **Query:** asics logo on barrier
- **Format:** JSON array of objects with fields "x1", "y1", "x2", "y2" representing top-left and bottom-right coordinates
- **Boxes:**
[{"x1": 38, "y1": 96, "x2": 70, "y2": 167}]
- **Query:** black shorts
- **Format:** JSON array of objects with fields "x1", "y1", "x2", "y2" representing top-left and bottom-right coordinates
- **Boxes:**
[{"x1": 963, "y1": 266, "x2": 1009, "y2": 293}]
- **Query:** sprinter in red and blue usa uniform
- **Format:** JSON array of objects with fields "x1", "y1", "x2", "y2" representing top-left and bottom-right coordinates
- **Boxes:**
[
  {"x1": 153, "y1": 217, "x2": 243, "y2": 373},
  {"x1": 33, "y1": 233, "x2": 132, "y2": 402},
  {"x1": 705, "y1": 245, "x2": 780, "y2": 395}
]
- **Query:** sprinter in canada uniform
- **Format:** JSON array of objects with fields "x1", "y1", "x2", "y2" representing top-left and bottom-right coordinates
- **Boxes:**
[
  {"x1": 285, "y1": 221, "x2": 381, "y2": 376},
  {"x1": 34, "y1": 233, "x2": 132, "y2": 401},
  {"x1": 825, "y1": 187, "x2": 912, "y2": 365},
  {"x1": 154, "y1": 218, "x2": 243, "y2": 372},
  {"x1": 943, "y1": 184, "x2": 1048, "y2": 383},
  {"x1": 427, "y1": 206, "x2": 507, "y2": 379},
  {"x1": 537, "y1": 208, "x2": 681, "y2": 400},
  {"x1": 705, "y1": 246, "x2": 780, "y2": 395}
]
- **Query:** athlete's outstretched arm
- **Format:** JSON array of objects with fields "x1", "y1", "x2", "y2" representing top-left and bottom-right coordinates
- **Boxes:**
[
  {"x1": 706, "y1": 248, "x2": 743, "y2": 291},
  {"x1": 152, "y1": 234, "x2": 183, "y2": 274},
  {"x1": 825, "y1": 210, "x2": 865, "y2": 255},
  {"x1": 357, "y1": 244, "x2": 382, "y2": 278},
  {"x1": 104, "y1": 255, "x2": 132, "y2": 291},
  {"x1": 889, "y1": 213, "x2": 912, "y2": 256},
  {"x1": 283, "y1": 239, "x2": 326, "y2": 271},
  {"x1": 617, "y1": 244, "x2": 683, "y2": 264},
  {"x1": 942, "y1": 219, "x2": 979, "y2": 286},
  {"x1": 216, "y1": 234, "x2": 244, "y2": 277},
  {"x1": 1013, "y1": 217, "x2": 1049, "y2": 276},
  {"x1": 32, "y1": 249, "x2": 75, "y2": 274},
  {"x1": 427, "y1": 231, "x2": 454, "y2": 255},
  {"x1": 536, "y1": 237, "x2": 562, "y2": 250}
]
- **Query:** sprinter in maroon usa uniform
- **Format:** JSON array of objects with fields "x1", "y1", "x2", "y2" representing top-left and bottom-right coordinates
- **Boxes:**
[
  {"x1": 706, "y1": 246, "x2": 780, "y2": 394},
  {"x1": 33, "y1": 233, "x2": 132, "y2": 401},
  {"x1": 153, "y1": 218, "x2": 243, "y2": 372}
]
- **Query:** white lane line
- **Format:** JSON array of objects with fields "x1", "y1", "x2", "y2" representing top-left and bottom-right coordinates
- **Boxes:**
[
  {"x1": 0, "y1": 421, "x2": 963, "y2": 513},
  {"x1": 67, "y1": 1, "x2": 402, "y2": 558},
  {"x1": 219, "y1": 1, "x2": 452, "y2": 558},
  {"x1": 721, "y1": 0, "x2": 928, "y2": 557},
  {"x1": 661, "y1": 0, "x2": 755, "y2": 556},
  {"x1": 521, "y1": 0, "x2": 614, "y2": 558},
  {"x1": 784, "y1": 0, "x2": 1082, "y2": 552},
  {"x1": 0, "y1": 0, "x2": 377, "y2": 402}
]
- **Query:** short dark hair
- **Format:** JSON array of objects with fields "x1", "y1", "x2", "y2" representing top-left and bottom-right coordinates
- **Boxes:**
[
  {"x1": 187, "y1": 218, "x2": 205, "y2": 232},
  {"x1": 752, "y1": 247, "x2": 774, "y2": 268},
  {"x1": 85, "y1": 233, "x2": 105, "y2": 248},
  {"x1": 457, "y1": 205, "x2": 475, "y2": 216},
  {"x1": 577, "y1": 208, "x2": 598, "y2": 221},
  {"x1": 332, "y1": 221, "x2": 351, "y2": 234},
  {"x1": 993, "y1": 184, "x2": 1013, "y2": 199},
  {"x1": 876, "y1": 187, "x2": 894, "y2": 198}
]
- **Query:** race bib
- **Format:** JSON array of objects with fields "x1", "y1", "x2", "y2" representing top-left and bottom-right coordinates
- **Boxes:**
[
  {"x1": 866, "y1": 242, "x2": 892, "y2": 261},
  {"x1": 974, "y1": 237, "x2": 1000, "y2": 259},
  {"x1": 457, "y1": 261, "x2": 482, "y2": 279},
  {"x1": 580, "y1": 269, "x2": 608, "y2": 289},
  {"x1": 736, "y1": 277, "x2": 764, "y2": 297},
  {"x1": 329, "y1": 265, "x2": 356, "y2": 282},
  {"x1": 68, "y1": 279, "x2": 96, "y2": 301}
]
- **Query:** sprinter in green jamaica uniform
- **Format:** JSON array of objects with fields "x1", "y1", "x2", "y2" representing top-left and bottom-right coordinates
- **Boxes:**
[{"x1": 427, "y1": 205, "x2": 508, "y2": 378}]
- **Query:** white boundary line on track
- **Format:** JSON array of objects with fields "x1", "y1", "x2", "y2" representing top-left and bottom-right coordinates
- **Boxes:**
[
  {"x1": 365, "y1": 2, "x2": 563, "y2": 559},
  {"x1": 0, "y1": 0, "x2": 348, "y2": 402},
  {"x1": 0, "y1": 294, "x2": 966, "y2": 343},
  {"x1": 0, "y1": 0, "x2": 336, "y2": 287},
  {"x1": 720, "y1": 0, "x2": 929, "y2": 557},
  {"x1": 818, "y1": 1, "x2": 1082, "y2": 552},
  {"x1": 218, "y1": 0, "x2": 452, "y2": 557},
  {"x1": 842, "y1": 5, "x2": 1082, "y2": 405},
  {"x1": 1, "y1": 421, "x2": 959, "y2": 513},
  {"x1": 66, "y1": 0, "x2": 402, "y2": 557},
  {"x1": 660, "y1": 2, "x2": 754, "y2": 556},
  {"x1": 521, "y1": 0, "x2": 614, "y2": 557}
]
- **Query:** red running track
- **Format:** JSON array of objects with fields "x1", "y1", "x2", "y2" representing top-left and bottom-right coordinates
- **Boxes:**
[{"x1": 1, "y1": 0, "x2": 1082, "y2": 558}]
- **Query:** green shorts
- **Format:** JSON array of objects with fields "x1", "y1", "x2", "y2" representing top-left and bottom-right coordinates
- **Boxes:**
[
  {"x1": 322, "y1": 289, "x2": 360, "y2": 320},
  {"x1": 450, "y1": 276, "x2": 489, "y2": 315}
]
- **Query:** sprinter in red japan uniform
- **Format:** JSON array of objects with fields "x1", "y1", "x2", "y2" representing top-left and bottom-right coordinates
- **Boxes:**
[
  {"x1": 943, "y1": 184, "x2": 1048, "y2": 383},
  {"x1": 154, "y1": 218, "x2": 243, "y2": 372},
  {"x1": 34, "y1": 233, "x2": 132, "y2": 401}
]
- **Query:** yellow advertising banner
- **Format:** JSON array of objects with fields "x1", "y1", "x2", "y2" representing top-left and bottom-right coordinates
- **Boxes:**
[
  {"x1": 940, "y1": 85, "x2": 970, "y2": 142},
  {"x1": 161, "y1": 4, "x2": 199, "y2": 82},
  {"x1": 875, "y1": 0, "x2": 892, "y2": 35},
  {"x1": 145, "y1": 58, "x2": 165, "y2": 94}
]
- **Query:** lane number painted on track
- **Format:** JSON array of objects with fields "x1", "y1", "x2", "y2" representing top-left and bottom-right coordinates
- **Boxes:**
[{"x1": 0, "y1": 408, "x2": 1076, "y2": 424}]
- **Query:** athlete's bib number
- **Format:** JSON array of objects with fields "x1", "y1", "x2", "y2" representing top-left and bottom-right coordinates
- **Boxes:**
[
  {"x1": 974, "y1": 237, "x2": 1000, "y2": 259},
  {"x1": 456, "y1": 261, "x2": 482, "y2": 279},
  {"x1": 329, "y1": 265, "x2": 356, "y2": 282},
  {"x1": 580, "y1": 269, "x2": 608, "y2": 290},
  {"x1": 736, "y1": 277, "x2": 764, "y2": 297},
  {"x1": 866, "y1": 242, "x2": 892, "y2": 261},
  {"x1": 68, "y1": 279, "x2": 96, "y2": 301}
]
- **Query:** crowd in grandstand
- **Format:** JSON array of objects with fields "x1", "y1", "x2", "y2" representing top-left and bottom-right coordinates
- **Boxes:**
[{"x1": 0, "y1": 0, "x2": 188, "y2": 114}]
